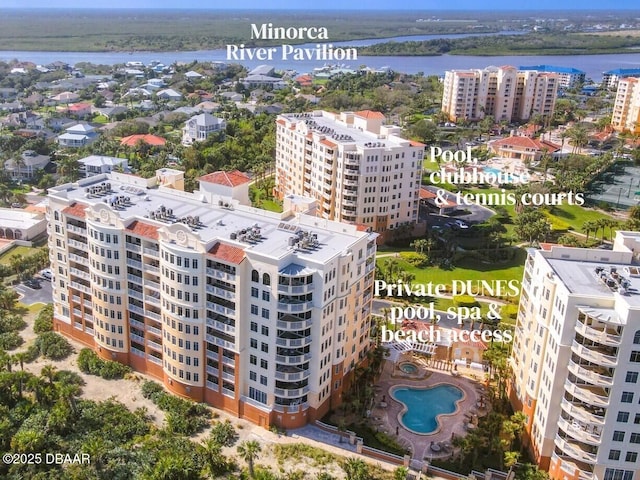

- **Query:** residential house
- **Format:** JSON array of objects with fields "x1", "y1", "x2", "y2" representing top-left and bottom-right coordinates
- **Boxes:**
[
  {"x1": 185, "y1": 70, "x2": 203, "y2": 80},
  {"x1": 241, "y1": 74, "x2": 287, "y2": 90},
  {"x1": 78, "y1": 155, "x2": 128, "y2": 177},
  {"x1": 182, "y1": 113, "x2": 226, "y2": 145},
  {"x1": 120, "y1": 134, "x2": 167, "y2": 148},
  {"x1": 488, "y1": 136, "x2": 561, "y2": 162},
  {"x1": 57, "y1": 123, "x2": 98, "y2": 148},
  {"x1": 51, "y1": 91, "x2": 80, "y2": 104},
  {"x1": 156, "y1": 89, "x2": 183, "y2": 102},
  {"x1": 3, "y1": 150, "x2": 51, "y2": 180},
  {"x1": 62, "y1": 103, "x2": 92, "y2": 119}
]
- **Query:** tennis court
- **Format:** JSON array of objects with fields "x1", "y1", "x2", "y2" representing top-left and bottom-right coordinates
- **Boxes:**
[{"x1": 586, "y1": 163, "x2": 640, "y2": 210}]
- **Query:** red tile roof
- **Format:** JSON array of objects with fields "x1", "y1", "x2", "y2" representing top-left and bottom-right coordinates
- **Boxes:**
[
  {"x1": 126, "y1": 220, "x2": 159, "y2": 240},
  {"x1": 199, "y1": 170, "x2": 251, "y2": 187},
  {"x1": 419, "y1": 188, "x2": 436, "y2": 200},
  {"x1": 354, "y1": 110, "x2": 385, "y2": 120},
  {"x1": 207, "y1": 242, "x2": 245, "y2": 264},
  {"x1": 62, "y1": 202, "x2": 86, "y2": 219},
  {"x1": 276, "y1": 119, "x2": 286, "y2": 126},
  {"x1": 409, "y1": 140, "x2": 425, "y2": 147},
  {"x1": 120, "y1": 134, "x2": 167, "y2": 147},
  {"x1": 320, "y1": 139, "x2": 337, "y2": 148}
]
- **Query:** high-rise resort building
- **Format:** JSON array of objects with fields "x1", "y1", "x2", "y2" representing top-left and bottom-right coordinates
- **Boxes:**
[
  {"x1": 602, "y1": 68, "x2": 640, "y2": 90},
  {"x1": 441, "y1": 66, "x2": 559, "y2": 123},
  {"x1": 47, "y1": 168, "x2": 377, "y2": 429},
  {"x1": 274, "y1": 110, "x2": 424, "y2": 243},
  {"x1": 519, "y1": 65, "x2": 586, "y2": 89},
  {"x1": 509, "y1": 232, "x2": 640, "y2": 480},
  {"x1": 611, "y1": 77, "x2": 640, "y2": 135}
]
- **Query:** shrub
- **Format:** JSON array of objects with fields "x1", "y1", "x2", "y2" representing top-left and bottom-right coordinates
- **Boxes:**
[
  {"x1": 500, "y1": 304, "x2": 519, "y2": 320},
  {"x1": 0, "y1": 332, "x2": 24, "y2": 350},
  {"x1": 77, "y1": 348, "x2": 130, "y2": 379},
  {"x1": 210, "y1": 419, "x2": 238, "y2": 447},
  {"x1": 34, "y1": 332, "x2": 73, "y2": 360},
  {"x1": 33, "y1": 305, "x2": 54, "y2": 334},
  {"x1": 453, "y1": 295, "x2": 478, "y2": 307},
  {"x1": 399, "y1": 252, "x2": 429, "y2": 267},
  {"x1": 0, "y1": 315, "x2": 26, "y2": 334}
]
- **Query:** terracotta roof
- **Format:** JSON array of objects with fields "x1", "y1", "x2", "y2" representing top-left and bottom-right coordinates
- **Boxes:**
[
  {"x1": 62, "y1": 202, "x2": 86, "y2": 219},
  {"x1": 356, "y1": 224, "x2": 370, "y2": 232},
  {"x1": 354, "y1": 110, "x2": 385, "y2": 119},
  {"x1": 320, "y1": 139, "x2": 337, "y2": 148},
  {"x1": 493, "y1": 136, "x2": 541, "y2": 149},
  {"x1": 120, "y1": 134, "x2": 167, "y2": 147},
  {"x1": 207, "y1": 242, "x2": 245, "y2": 264},
  {"x1": 419, "y1": 188, "x2": 436, "y2": 200},
  {"x1": 276, "y1": 119, "x2": 286, "y2": 126},
  {"x1": 199, "y1": 170, "x2": 251, "y2": 187},
  {"x1": 126, "y1": 220, "x2": 159, "y2": 240},
  {"x1": 409, "y1": 140, "x2": 426, "y2": 147}
]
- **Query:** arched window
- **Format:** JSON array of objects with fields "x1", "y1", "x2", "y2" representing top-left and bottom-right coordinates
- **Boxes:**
[
  {"x1": 251, "y1": 270, "x2": 259, "y2": 282},
  {"x1": 263, "y1": 273, "x2": 271, "y2": 286},
  {"x1": 634, "y1": 330, "x2": 640, "y2": 345}
]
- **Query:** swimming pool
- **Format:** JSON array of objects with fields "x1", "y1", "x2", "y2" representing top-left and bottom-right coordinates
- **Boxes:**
[
  {"x1": 483, "y1": 166, "x2": 515, "y2": 182},
  {"x1": 399, "y1": 362, "x2": 418, "y2": 374},
  {"x1": 391, "y1": 384, "x2": 464, "y2": 435}
]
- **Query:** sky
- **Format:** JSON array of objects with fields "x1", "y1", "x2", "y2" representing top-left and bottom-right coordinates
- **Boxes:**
[{"x1": 2, "y1": 0, "x2": 640, "y2": 9}]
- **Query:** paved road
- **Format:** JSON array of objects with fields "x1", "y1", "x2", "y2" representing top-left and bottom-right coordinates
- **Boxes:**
[{"x1": 13, "y1": 278, "x2": 53, "y2": 305}]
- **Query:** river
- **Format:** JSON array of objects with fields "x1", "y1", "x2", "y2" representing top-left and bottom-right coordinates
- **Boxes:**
[{"x1": 1, "y1": 31, "x2": 639, "y2": 81}]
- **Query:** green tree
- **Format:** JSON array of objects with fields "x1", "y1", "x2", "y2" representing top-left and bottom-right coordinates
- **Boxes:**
[
  {"x1": 341, "y1": 457, "x2": 369, "y2": 480},
  {"x1": 237, "y1": 439, "x2": 262, "y2": 478}
]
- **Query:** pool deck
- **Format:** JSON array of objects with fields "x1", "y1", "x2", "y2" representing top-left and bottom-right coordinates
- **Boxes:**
[{"x1": 371, "y1": 356, "x2": 487, "y2": 462}]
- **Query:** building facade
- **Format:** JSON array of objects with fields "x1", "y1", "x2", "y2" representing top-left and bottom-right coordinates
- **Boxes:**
[
  {"x1": 519, "y1": 65, "x2": 586, "y2": 89},
  {"x1": 611, "y1": 78, "x2": 640, "y2": 135},
  {"x1": 47, "y1": 168, "x2": 377, "y2": 429},
  {"x1": 274, "y1": 110, "x2": 424, "y2": 241},
  {"x1": 441, "y1": 66, "x2": 559, "y2": 123},
  {"x1": 603, "y1": 69, "x2": 640, "y2": 90},
  {"x1": 510, "y1": 233, "x2": 640, "y2": 480}
]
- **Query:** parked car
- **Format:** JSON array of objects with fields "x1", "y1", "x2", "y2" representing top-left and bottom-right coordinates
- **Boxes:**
[
  {"x1": 24, "y1": 278, "x2": 42, "y2": 289},
  {"x1": 40, "y1": 268, "x2": 53, "y2": 280}
]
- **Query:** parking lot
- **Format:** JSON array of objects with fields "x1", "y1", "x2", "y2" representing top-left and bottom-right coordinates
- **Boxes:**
[{"x1": 13, "y1": 277, "x2": 53, "y2": 306}]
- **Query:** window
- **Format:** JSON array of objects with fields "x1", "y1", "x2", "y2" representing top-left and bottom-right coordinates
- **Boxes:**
[
  {"x1": 260, "y1": 375, "x2": 267, "y2": 386},
  {"x1": 635, "y1": 330, "x2": 640, "y2": 344},
  {"x1": 609, "y1": 450, "x2": 621, "y2": 461},
  {"x1": 626, "y1": 452, "x2": 638, "y2": 462},
  {"x1": 262, "y1": 273, "x2": 270, "y2": 285},
  {"x1": 252, "y1": 270, "x2": 259, "y2": 282},
  {"x1": 250, "y1": 321, "x2": 258, "y2": 332},
  {"x1": 261, "y1": 342, "x2": 268, "y2": 353},
  {"x1": 618, "y1": 412, "x2": 630, "y2": 422},
  {"x1": 635, "y1": 414, "x2": 640, "y2": 424},
  {"x1": 250, "y1": 338, "x2": 257, "y2": 348},
  {"x1": 622, "y1": 392, "x2": 634, "y2": 403},
  {"x1": 604, "y1": 469, "x2": 634, "y2": 480},
  {"x1": 614, "y1": 431, "x2": 626, "y2": 442},
  {"x1": 262, "y1": 291, "x2": 270, "y2": 301},
  {"x1": 251, "y1": 304, "x2": 258, "y2": 315},
  {"x1": 260, "y1": 359, "x2": 268, "y2": 369},
  {"x1": 631, "y1": 433, "x2": 640, "y2": 444},
  {"x1": 261, "y1": 308, "x2": 269, "y2": 319},
  {"x1": 261, "y1": 325, "x2": 269, "y2": 336},
  {"x1": 627, "y1": 371, "x2": 638, "y2": 383},
  {"x1": 249, "y1": 371, "x2": 257, "y2": 381},
  {"x1": 251, "y1": 287, "x2": 259, "y2": 298},
  {"x1": 630, "y1": 351, "x2": 640, "y2": 362},
  {"x1": 250, "y1": 355, "x2": 257, "y2": 365}
]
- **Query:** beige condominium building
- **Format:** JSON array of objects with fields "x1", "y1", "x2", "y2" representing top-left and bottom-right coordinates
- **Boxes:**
[
  {"x1": 510, "y1": 232, "x2": 640, "y2": 480},
  {"x1": 47, "y1": 168, "x2": 377, "y2": 429},
  {"x1": 611, "y1": 77, "x2": 640, "y2": 135},
  {"x1": 441, "y1": 66, "x2": 558, "y2": 123},
  {"x1": 274, "y1": 110, "x2": 424, "y2": 242}
]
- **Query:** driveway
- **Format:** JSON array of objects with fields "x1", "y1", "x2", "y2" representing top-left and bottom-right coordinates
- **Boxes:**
[{"x1": 13, "y1": 278, "x2": 53, "y2": 306}]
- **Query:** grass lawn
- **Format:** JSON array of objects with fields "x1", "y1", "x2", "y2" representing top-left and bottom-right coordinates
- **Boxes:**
[
  {"x1": 0, "y1": 245, "x2": 39, "y2": 266},
  {"x1": 378, "y1": 247, "x2": 527, "y2": 286},
  {"x1": 545, "y1": 204, "x2": 616, "y2": 233},
  {"x1": 92, "y1": 114, "x2": 109, "y2": 124},
  {"x1": 261, "y1": 199, "x2": 283, "y2": 213}
]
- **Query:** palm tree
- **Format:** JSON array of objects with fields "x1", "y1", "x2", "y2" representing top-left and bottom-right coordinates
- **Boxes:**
[
  {"x1": 237, "y1": 440, "x2": 262, "y2": 478},
  {"x1": 199, "y1": 438, "x2": 230, "y2": 478},
  {"x1": 341, "y1": 457, "x2": 369, "y2": 480},
  {"x1": 582, "y1": 220, "x2": 598, "y2": 242},
  {"x1": 41, "y1": 364, "x2": 57, "y2": 385}
]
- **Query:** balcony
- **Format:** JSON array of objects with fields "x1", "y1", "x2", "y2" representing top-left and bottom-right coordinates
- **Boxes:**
[
  {"x1": 67, "y1": 224, "x2": 86, "y2": 235},
  {"x1": 206, "y1": 381, "x2": 219, "y2": 392},
  {"x1": 277, "y1": 300, "x2": 313, "y2": 313},
  {"x1": 567, "y1": 360, "x2": 613, "y2": 387},
  {"x1": 277, "y1": 283, "x2": 313, "y2": 295},
  {"x1": 206, "y1": 268, "x2": 236, "y2": 282},
  {"x1": 554, "y1": 435, "x2": 597, "y2": 465},
  {"x1": 206, "y1": 285, "x2": 235, "y2": 300},
  {"x1": 275, "y1": 352, "x2": 312, "y2": 365},
  {"x1": 144, "y1": 264, "x2": 160, "y2": 274},
  {"x1": 126, "y1": 258, "x2": 143, "y2": 269},
  {"x1": 221, "y1": 371, "x2": 235, "y2": 382},
  {"x1": 146, "y1": 339, "x2": 162, "y2": 351},
  {"x1": 274, "y1": 385, "x2": 310, "y2": 398},
  {"x1": 276, "y1": 318, "x2": 313, "y2": 331},
  {"x1": 206, "y1": 365, "x2": 219, "y2": 376},
  {"x1": 571, "y1": 340, "x2": 617, "y2": 367},
  {"x1": 564, "y1": 380, "x2": 609, "y2": 407},
  {"x1": 221, "y1": 355, "x2": 235, "y2": 367},
  {"x1": 130, "y1": 318, "x2": 145, "y2": 330},
  {"x1": 145, "y1": 280, "x2": 160, "y2": 291},
  {"x1": 130, "y1": 332, "x2": 145, "y2": 344},
  {"x1": 69, "y1": 267, "x2": 90, "y2": 280},
  {"x1": 558, "y1": 417, "x2": 601, "y2": 446},
  {"x1": 147, "y1": 325, "x2": 162, "y2": 336},
  {"x1": 127, "y1": 273, "x2": 142, "y2": 284},
  {"x1": 147, "y1": 355, "x2": 162, "y2": 366},
  {"x1": 70, "y1": 281, "x2": 90, "y2": 295},
  {"x1": 205, "y1": 334, "x2": 235, "y2": 351},
  {"x1": 69, "y1": 253, "x2": 88, "y2": 264},
  {"x1": 276, "y1": 335, "x2": 312, "y2": 348},
  {"x1": 143, "y1": 247, "x2": 159, "y2": 258},
  {"x1": 126, "y1": 242, "x2": 141, "y2": 252},
  {"x1": 206, "y1": 318, "x2": 236, "y2": 335},
  {"x1": 146, "y1": 310, "x2": 161, "y2": 322},
  {"x1": 553, "y1": 455, "x2": 594, "y2": 480},
  {"x1": 575, "y1": 320, "x2": 621, "y2": 346},
  {"x1": 129, "y1": 304, "x2": 144, "y2": 316},
  {"x1": 68, "y1": 238, "x2": 87, "y2": 250},
  {"x1": 206, "y1": 302, "x2": 236, "y2": 318},
  {"x1": 128, "y1": 289, "x2": 143, "y2": 301},
  {"x1": 275, "y1": 368, "x2": 310, "y2": 382}
]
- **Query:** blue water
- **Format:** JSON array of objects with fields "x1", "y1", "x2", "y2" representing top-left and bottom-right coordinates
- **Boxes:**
[
  {"x1": 392, "y1": 385, "x2": 463, "y2": 434},
  {"x1": 483, "y1": 166, "x2": 515, "y2": 182},
  {"x1": 400, "y1": 363, "x2": 418, "y2": 374}
]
